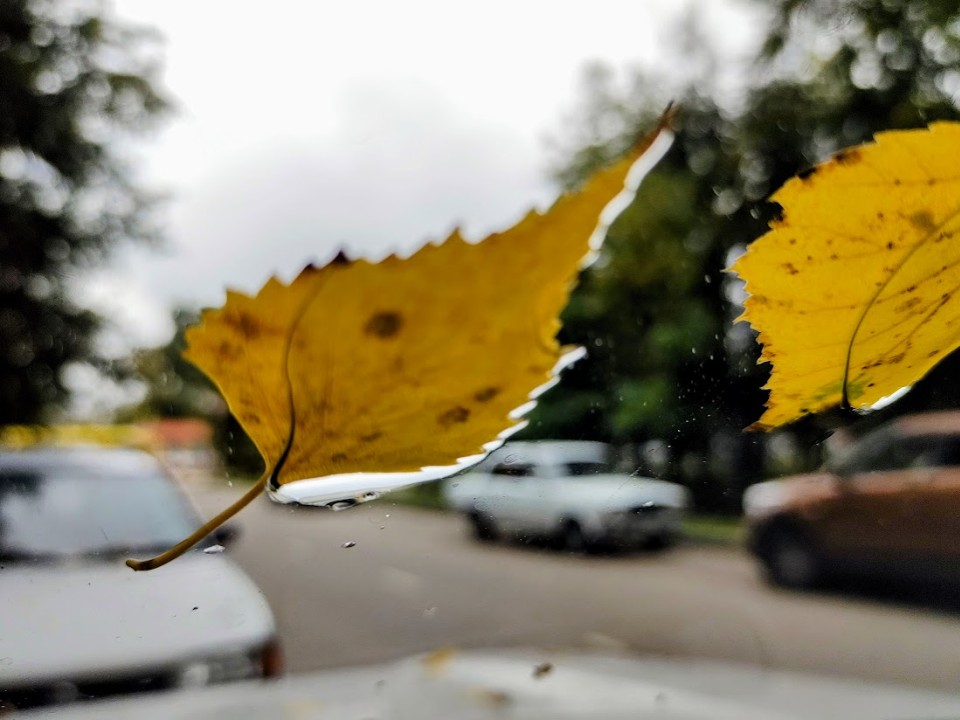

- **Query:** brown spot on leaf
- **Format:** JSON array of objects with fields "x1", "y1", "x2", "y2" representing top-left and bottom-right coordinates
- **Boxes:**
[
  {"x1": 834, "y1": 148, "x2": 861, "y2": 164},
  {"x1": 474, "y1": 387, "x2": 500, "y2": 403},
  {"x1": 896, "y1": 297, "x2": 922, "y2": 313},
  {"x1": 797, "y1": 166, "x2": 817, "y2": 180},
  {"x1": 365, "y1": 311, "x2": 403, "y2": 338},
  {"x1": 331, "y1": 452, "x2": 347, "y2": 463},
  {"x1": 782, "y1": 262, "x2": 799, "y2": 275},
  {"x1": 225, "y1": 312, "x2": 261, "y2": 340},
  {"x1": 218, "y1": 341, "x2": 240, "y2": 360},
  {"x1": 909, "y1": 210, "x2": 936, "y2": 232},
  {"x1": 360, "y1": 431, "x2": 382, "y2": 443},
  {"x1": 438, "y1": 406, "x2": 470, "y2": 428}
]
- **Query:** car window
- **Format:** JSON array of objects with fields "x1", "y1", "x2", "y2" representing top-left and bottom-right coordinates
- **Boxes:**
[
  {"x1": 565, "y1": 462, "x2": 610, "y2": 476},
  {"x1": 832, "y1": 430, "x2": 900, "y2": 474},
  {"x1": 490, "y1": 463, "x2": 534, "y2": 477},
  {"x1": 0, "y1": 464, "x2": 199, "y2": 559},
  {"x1": 899, "y1": 435, "x2": 960, "y2": 469}
]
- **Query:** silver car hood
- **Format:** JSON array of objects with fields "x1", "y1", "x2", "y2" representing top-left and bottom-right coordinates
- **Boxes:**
[
  {"x1": 0, "y1": 552, "x2": 274, "y2": 686},
  {"x1": 30, "y1": 648, "x2": 960, "y2": 720}
]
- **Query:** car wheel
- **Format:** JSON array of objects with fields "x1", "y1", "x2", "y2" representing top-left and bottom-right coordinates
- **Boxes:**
[
  {"x1": 642, "y1": 534, "x2": 674, "y2": 552},
  {"x1": 761, "y1": 527, "x2": 822, "y2": 589},
  {"x1": 561, "y1": 520, "x2": 589, "y2": 554},
  {"x1": 468, "y1": 511, "x2": 499, "y2": 542}
]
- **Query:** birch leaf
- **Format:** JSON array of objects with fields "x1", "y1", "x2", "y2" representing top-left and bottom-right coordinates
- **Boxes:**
[
  {"x1": 733, "y1": 122, "x2": 960, "y2": 430},
  {"x1": 127, "y1": 111, "x2": 674, "y2": 570}
]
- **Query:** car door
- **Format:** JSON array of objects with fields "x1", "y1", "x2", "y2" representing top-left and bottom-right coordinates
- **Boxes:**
[
  {"x1": 811, "y1": 430, "x2": 933, "y2": 562},
  {"x1": 893, "y1": 434, "x2": 960, "y2": 566},
  {"x1": 482, "y1": 462, "x2": 542, "y2": 535}
]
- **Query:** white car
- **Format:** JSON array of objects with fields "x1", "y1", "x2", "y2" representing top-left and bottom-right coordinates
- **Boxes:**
[
  {"x1": 443, "y1": 441, "x2": 688, "y2": 552},
  {"x1": 0, "y1": 446, "x2": 280, "y2": 711},
  {"x1": 26, "y1": 648, "x2": 960, "y2": 720}
]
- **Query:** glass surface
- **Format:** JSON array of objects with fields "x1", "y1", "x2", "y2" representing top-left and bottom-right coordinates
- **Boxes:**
[{"x1": 0, "y1": 463, "x2": 198, "y2": 559}]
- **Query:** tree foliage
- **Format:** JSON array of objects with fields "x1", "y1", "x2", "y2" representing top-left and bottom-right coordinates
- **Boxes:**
[
  {"x1": 522, "y1": 0, "x2": 960, "y2": 497},
  {"x1": 0, "y1": 0, "x2": 167, "y2": 424}
]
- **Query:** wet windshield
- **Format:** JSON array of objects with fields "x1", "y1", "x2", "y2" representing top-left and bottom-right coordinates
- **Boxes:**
[{"x1": 8, "y1": 0, "x2": 960, "y2": 716}]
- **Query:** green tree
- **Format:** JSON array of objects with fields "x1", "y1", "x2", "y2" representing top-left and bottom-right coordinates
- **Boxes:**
[
  {"x1": 0, "y1": 0, "x2": 167, "y2": 424},
  {"x1": 116, "y1": 309, "x2": 221, "y2": 421},
  {"x1": 116, "y1": 308, "x2": 264, "y2": 476},
  {"x1": 524, "y1": 0, "x2": 960, "y2": 506}
]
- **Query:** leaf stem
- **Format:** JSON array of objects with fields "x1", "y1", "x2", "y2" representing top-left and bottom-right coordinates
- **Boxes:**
[{"x1": 125, "y1": 471, "x2": 268, "y2": 572}]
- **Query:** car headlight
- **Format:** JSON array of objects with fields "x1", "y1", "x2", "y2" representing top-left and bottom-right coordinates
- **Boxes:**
[
  {"x1": 176, "y1": 661, "x2": 213, "y2": 688},
  {"x1": 176, "y1": 640, "x2": 283, "y2": 688}
]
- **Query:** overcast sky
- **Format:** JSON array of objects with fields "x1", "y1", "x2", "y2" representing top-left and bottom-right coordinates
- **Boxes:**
[{"x1": 82, "y1": 0, "x2": 761, "y2": 356}]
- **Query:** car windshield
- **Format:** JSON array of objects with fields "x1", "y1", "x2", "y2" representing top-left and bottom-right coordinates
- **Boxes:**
[
  {"x1": 565, "y1": 461, "x2": 611, "y2": 476},
  {"x1": 0, "y1": 462, "x2": 199, "y2": 559},
  {"x1": 11, "y1": 0, "x2": 960, "y2": 716}
]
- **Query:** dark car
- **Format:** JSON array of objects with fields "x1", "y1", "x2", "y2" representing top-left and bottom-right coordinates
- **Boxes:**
[
  {"x1": 744, "y1": 411, "x2": 960, "y2": 589},
  {"x1": 0, "y1": 446, "x2": 280, "y2": 711}
]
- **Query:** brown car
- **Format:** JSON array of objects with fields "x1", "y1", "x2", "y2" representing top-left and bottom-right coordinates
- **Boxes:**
[{"x1": 743, "y1": 411, "x2": 960, "y2": 588}]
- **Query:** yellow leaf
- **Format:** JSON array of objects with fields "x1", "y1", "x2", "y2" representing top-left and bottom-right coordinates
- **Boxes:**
[
  {"x1": 126, "y1": 111, "x2": 675, "y2": 570},
  {"x1": 732, "y1": 122, "x2": 960, "y2": 430}
]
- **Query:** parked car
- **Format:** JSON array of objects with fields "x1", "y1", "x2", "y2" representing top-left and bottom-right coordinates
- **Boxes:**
[
  {"x1": 0, "y1": 446, "x2": 281, "y2": 711},
  {"x1": 744, "y1": 411, "x2": 960, "y2": 589},
  {"x1": 443, "y1": 441, "x2": 688, "y2": 552}
]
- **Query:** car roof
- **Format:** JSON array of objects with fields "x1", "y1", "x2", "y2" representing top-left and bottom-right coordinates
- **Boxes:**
[{"x1": 478, "y1": 440, "x2": 610, "y2": 468}]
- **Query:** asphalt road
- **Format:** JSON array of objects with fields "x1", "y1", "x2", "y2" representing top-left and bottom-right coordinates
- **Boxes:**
[{"x1": 190, "y1": 482, "x2": 960, "y2": 692}]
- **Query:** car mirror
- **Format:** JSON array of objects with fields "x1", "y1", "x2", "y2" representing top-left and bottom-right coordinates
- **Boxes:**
[{"x1": 212, "y1": 522, "x2": 240, "y2": 547}]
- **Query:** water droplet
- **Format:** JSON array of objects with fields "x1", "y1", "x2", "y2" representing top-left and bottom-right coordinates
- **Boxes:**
[
  {"x1": 203, "y1": 544, "x2": 225, "y2": 555},
  {"x1": 384, "y1": 513, "x2": 391, "y2": 518},
  {"x1": 227, "y1": 480, "x2": 233, "y2": 487},
  {"x1": 341, "y1": 541, "x2": 356, "y2": 549},
  {"x1": 423, "y1": 606, "x2": 438, "y2": 618}
]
